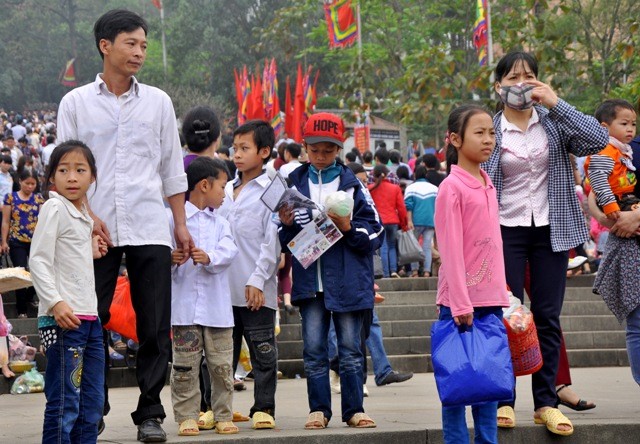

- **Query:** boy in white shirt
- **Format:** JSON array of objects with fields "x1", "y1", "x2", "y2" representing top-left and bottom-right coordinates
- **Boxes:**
[
  {"x1": 218, "y1": 120, "x2": 280, "y2": 430},
  {"x1": 168, "y1": 157, "x2": 239, "y2": 436}
]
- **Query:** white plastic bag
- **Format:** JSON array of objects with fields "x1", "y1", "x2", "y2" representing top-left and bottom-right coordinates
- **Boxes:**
[{"x1": 324, "y1": 191, "x2": 354, "y2": 217}]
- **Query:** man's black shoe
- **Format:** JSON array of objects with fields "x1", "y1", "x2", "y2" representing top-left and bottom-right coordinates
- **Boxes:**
[
  {"x1": 97, "y1": 418, "x2": 105, "y2": 436},
  {"x1": 137, "y1": 418, "x2": 167, "y2": 443},
  {"x1": 377, "y1": 370, "x2": 414, "y2": 386}
]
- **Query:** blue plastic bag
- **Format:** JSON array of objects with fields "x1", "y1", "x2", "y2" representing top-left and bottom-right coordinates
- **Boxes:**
[{"x1": 431, "y1": 314, "x2": 514, "y2": 406}]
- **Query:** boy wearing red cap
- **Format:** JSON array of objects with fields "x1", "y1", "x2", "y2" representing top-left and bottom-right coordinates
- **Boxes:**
[{"x1": 278, "y1": 112, "x2": 384, "y2": 429}]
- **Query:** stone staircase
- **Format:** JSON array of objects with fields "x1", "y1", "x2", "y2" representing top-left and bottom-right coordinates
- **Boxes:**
[{"x1": 1, "y1": 274, "x2": 628, "y2": 394}]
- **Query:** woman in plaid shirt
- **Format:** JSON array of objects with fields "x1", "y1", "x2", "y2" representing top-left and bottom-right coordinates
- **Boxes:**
[{"x1": 483, "y1": 51, "x2": 609, "y2": 436}]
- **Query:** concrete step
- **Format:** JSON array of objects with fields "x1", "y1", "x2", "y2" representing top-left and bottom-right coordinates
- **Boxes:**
[{"x1": 568, "y1": 348, "x2": 630, "y2": 367}]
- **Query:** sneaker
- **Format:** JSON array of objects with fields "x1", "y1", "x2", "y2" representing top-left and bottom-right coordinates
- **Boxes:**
[
  {"x1": 363, "y1": 385, "x2": 369, "y2": 397},
  {"x1": 390, "y1": 272, "x2": 401, "y2": 278},
  {"x1": 377, "y1": 370, "x2": 414, "y2": 386},
  {"x1": 17, "y1": 313, "x2": 27, "y2": 319},
  {"x1": 568, "y1": 256, "x2": 588, "y2": 270},
  {"x1": 330, "y1": 370, "x2": 341, "y2": 394}
]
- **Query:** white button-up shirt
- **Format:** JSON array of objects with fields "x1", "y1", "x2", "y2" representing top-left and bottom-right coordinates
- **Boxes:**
[
  {"x1": 57, "y1": 74, "x2": 187, "y2": 248},
  {"x1": 218, "y1": 173, "x2": 280, "y2": 310},
  {"x1": 30, "y1": 192, "x2": 97, "y2": 317},
  {"x1": 169, "y1": 202, "x2": 238, "y2": 327},
  {"x1": 499, "y1": 110, "x2": 550, "y2": 227}
]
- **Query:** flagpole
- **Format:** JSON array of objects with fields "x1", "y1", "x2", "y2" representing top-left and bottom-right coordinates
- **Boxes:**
[
  {"x1": 356, "y1": 1, "x2": 363, "y2": 106},
  {"x1": 487, "y1": 0, "x2": 494, "y2": 85},
  {"x1": 160, "y1": 3, "x2": 168, "y2": 79}
]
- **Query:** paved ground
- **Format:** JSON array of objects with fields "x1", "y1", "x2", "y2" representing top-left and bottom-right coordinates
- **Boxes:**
[{"x1": 0, "y1": 367, "x2": 638, "y2": 443}]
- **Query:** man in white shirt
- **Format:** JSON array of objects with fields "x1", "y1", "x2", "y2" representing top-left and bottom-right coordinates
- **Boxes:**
[
  {"x1": 41, "y1": 135, "x2": 57, "y2": 168},
  {"x1": 57, "y1": 9, "x2": 192, "y2": 442}
]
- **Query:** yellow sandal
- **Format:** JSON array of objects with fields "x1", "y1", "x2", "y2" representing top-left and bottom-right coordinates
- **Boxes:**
[
  {"x1": 534, "y1": 408, "x2": 574, "y2": 436},
  {"x1": 497, "y1": 406, "x2": 516, "y2": 428},
  {"x1": 215, "y1": 421, "x2": 239, "y2": 434},
  {"x1": 197, "y1": 411, "x2": 215, "y2": 430},
  {"x1": 178, "y1": 418, "x2": 200, "y2": 436},
  {"x1": 252, "y1": 411, "x2": 276, "y2": 429},
  {"x1": 347, "y1": 412, "x2": 376, "y2": 428}
]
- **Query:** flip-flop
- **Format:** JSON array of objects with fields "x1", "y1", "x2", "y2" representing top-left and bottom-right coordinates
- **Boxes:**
[
  {"x1": 534, "y1": 408, "x2": 574, "y2": 436},
  {"x1": 252, "y1": 411, "x2": 275, "y2": 429},
  {"x1": 347, "y1": 412, "x2": 376, "y2": 428},
  {"x1": 233, "y1": 411, "x2": 250, "y2": 422},
  {"x1": 178, "y1": 419, "x2": 200, "y2": 436},
  {"x1": 304, "y1": 411, "x2": 328, "y2": 430},
  {"x1": 197, "y1": 410, "x2": 215, "y2": 430},
  {"x1": 215, "y1": 421, "x2": 239, "y2": 434},
  {"x1": 497, "y1": 406, "x2": 516, "y2": 428}
]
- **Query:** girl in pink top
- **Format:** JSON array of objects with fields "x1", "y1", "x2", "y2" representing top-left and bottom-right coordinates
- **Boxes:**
[{"x1": 434, "y1": 104, "x2": 509, "y2": 444}]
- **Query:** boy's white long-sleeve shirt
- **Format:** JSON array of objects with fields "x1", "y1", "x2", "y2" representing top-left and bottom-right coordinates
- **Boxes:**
[
  {"x1": 168, "y1": 201, "x2": 238, "y2": 327},
  {"x1": 30, "y1": 192, "x2": 98, "y2": 317},
  {"x1": 217, "y1": 173, "x2": 280, "y2": 310}
]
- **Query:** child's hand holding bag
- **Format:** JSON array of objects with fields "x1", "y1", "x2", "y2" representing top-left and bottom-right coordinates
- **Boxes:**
[{"x1": 431, "y1": 312, "x2": 514, "y2": 406}]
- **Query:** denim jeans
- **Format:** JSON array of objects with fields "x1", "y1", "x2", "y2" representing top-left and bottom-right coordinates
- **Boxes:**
[
  {"x1": 171, "y1": 325, "x2": 234, "y2": 423},
  {"x1": 438, "y1": 306, "x2": 500, "y2": 444},
  {"x1": 231, "y1": 306, "x2": 277, "y2": 418},
  {"x1": 626, "y1": 306, "x2": 640, "y2": 386},
  {"x1": 43, "y1": 320, "x2": 105, "y2": 444},
  {"x1": 380, "y1": 224, "x2": 399, "y2": 277},
  {"x1": 299, "y1": 294, "x2": 369, "y2": 423},
  {"x1": 410, "y1": 226, "x2": 435, "y2": 274},
  {"x1": 367, "y1": 309, "x2": 393, "y2": 385}
]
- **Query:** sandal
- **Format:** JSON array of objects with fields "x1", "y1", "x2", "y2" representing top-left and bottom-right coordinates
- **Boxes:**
[
  {"x1": 233, "y1": 411, "x2": 250, "y2": 422},
  {"x1": 410, "y1": 271, "x2": 419, "y2": 278},
  {"x1": 304, "y1": 411, "x2": 328, "y2": 430},
  {"x1": 113, "y1": 340, "x2": 127, "y2": 353},
  {"x1": 252, "y1": 411, "x2": 276, "y2": 429},
  {"x1": 534, "y1": 408, "x2": 574, "y2": 436},
  {"x1": 556, "y1": 384, "x2": 596, "y2": 411},
  {"x1": 497, "y1": 406, "x2": 516, "y2": 428},
  {"x1": 234, "y1": 379, "x2": 246, "y2": 391},
  {"x1": 178, "y1": 418, "x2": 200, "y2": 436},
  {"x1": 347, "y1": 412, "x2": 376, "y2": 428},
  {"x1": 215, "y1": 421, "x2": 239, "y2": 434},
  {"x1": 197, "y1": 410, "x2": 215, "y2": 430}
]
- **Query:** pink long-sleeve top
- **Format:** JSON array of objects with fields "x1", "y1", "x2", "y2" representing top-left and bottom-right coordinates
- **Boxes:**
[{"x1": 435, "y1": 165, "x2": 509, "y2": 317}]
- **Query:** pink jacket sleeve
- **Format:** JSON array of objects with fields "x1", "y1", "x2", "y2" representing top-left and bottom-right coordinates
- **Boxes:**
[{"x1": 434, "y1": 183, "x2": 474, "y2": 317}]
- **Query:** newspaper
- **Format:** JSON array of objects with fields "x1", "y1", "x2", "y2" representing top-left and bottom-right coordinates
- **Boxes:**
[
  {"x1": 287, "y1": 213, "x2": 344, "y2": 269},
  {"x1": 260, "y1": 172, "x2": 318, "y2": 212}
]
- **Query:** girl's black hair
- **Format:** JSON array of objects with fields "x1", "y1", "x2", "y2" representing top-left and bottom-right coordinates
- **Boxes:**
[
  {"x1": 495, "y1": 51, "x2": 539, "y2": 82},
  {"x1": 182, "y1": 106, "x2": 221, "y2": 153},
  {"x1": 346, "y1": 162, "x2": 366, "y2": 175},
  {"x1": 18, "y1": 168, "x2": 38, "y2": 182},
  {"x1": 94, "y1": 9, "x2": 148, "y2": 60},
  {"x1": 371, "y1": 164, "x2": 389, "y2": 191},
  {"x1": 44, "y1": 140, "x2": 97, "y2": 198},
  {"x1": 414, "y1": 165, "x2": 428, "y2": 180},
  {"x1": 445, "y1": 104, "x2": 493, "y2": 174},
  {"x1": 186, "y1": 157, "x2": 230, "y2": 191}
]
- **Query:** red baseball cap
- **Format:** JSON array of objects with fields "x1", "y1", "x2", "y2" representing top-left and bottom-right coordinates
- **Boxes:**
[{"x1": 303, "y1": 112, "x2": 345, "y2": 148}]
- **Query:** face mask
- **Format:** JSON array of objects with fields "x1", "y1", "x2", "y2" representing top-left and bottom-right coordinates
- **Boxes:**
[{"x1": 499, "y1": 83, "x2": 535, "y2": 111}]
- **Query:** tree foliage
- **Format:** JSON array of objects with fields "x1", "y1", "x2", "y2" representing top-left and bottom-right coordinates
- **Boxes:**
[{"x1": 1, "y1": 0, "x2": 639, "y2": 144}]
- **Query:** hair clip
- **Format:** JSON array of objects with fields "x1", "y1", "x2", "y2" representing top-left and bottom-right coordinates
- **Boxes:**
[
  {"x1": 444, "y1": 130, "x2": 451, "y2": 146},
  {"x1": 194, "y1": 130, "x2": 209, "y2": 135}
]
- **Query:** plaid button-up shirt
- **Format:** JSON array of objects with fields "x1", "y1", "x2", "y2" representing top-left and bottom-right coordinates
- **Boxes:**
[{"x1": 483, "y1": 99, "x2": 609, "y2": 252}]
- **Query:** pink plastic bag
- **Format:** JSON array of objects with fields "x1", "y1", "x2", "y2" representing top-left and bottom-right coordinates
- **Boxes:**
[{"x1": 0, "y1": 294, "x2": 11, "y2": 337}]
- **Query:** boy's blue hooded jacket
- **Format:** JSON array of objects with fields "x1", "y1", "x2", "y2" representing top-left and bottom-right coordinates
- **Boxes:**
[{"x1": 278, "y1": 162, "x2": 384, "y2": 312}]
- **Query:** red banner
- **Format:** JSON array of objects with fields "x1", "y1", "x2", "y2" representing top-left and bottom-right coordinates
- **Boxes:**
[{"x1": 354, "y1": 124, "x2": 370, "y2": 154}]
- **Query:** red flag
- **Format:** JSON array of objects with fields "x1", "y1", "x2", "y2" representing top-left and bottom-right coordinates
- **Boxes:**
[
  {"x1": 151, "y1": 0, "x2": 162, "y2": 10},
  {"x1": 60, "y1": 58, "x2": 77, "y2": 87},
  {"x1": 292, "y1": 64, "x2": 305, "y2": 142},
  {"x1": 249, "y1": 74, "x2": 266, "y2": 121},
  {"x1": 284, "y1": 76, "x2": 293, "y2": 137},
  {"x1": 234, "y1": 68, "x2": 243, "y2": 124},
  {"x1": 324, "y1": 0, "x2": 358, "y2": 49}
]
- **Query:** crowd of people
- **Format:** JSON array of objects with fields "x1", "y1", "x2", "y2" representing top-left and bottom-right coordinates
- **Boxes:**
[{"x1": 0, "y1": 7, "x2": 639, "y2": 444}]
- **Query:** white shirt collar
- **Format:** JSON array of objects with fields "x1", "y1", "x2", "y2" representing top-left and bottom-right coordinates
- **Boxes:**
[
  {"x1": 49, "y1": 191, "x2": 91, "y2": 221},
  {"x1": 501, "y1": 107, "x2": 540, "y2": 133},
  {"x1": 185, "y1": 200, "x2": 215, "y2": 219},
  {"x1": 93, "y1": 73, "x2": 140, "y2": 97}
]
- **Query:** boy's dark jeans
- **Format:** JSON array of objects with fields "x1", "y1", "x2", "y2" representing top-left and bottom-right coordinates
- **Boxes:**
[{"x1": 232, "y1": 306, "x2": 278, "y2": 418}]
